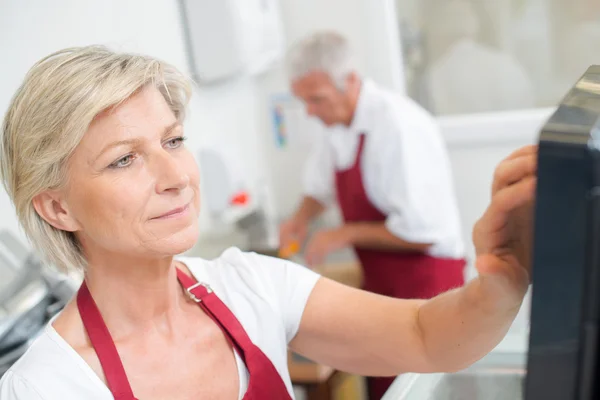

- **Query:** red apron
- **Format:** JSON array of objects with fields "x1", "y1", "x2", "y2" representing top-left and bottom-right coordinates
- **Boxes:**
[
  {"x1": 334, "y1": 133, "x2": 465, "y2": 399},
  {"x1": 76, "y1": 268, "x2": 292, "y2": 400}
]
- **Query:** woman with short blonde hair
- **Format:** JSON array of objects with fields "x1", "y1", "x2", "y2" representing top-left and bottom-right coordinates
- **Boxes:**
[
  {"x1": 1, "y1": 45, "x2": 190, "y2": 273},
  {"x1": 0, "y1": 45, "x2": 534, "y2": 400}
]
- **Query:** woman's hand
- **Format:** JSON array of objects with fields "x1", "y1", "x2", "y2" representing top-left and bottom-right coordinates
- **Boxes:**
[{"x1": 473, "y1": 145, "x2": 537, "y2": 305}]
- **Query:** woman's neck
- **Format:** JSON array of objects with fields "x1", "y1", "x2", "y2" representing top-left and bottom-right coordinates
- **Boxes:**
[{"x1": 82, "y1": 252, "x2": 190, "y2": 341}]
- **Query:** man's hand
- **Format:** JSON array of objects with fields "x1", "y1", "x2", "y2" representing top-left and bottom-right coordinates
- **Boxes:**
[
  {"x1": 473, "y1": 145, "x2": 537, "y2": 306},
  {"x1": 279, "y1": 217, "x2": 308, "y2": 256},
  {"x1": 304, "y1": 228, "x2": 351, "y2": 267}
]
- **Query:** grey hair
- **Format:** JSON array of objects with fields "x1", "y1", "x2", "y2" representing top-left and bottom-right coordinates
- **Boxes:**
[
  {"x1": 286, "y1": 31, "x2": 356, "y2": 89},
  {"x1": 0, "y1": 45, "x2": 192, "y2": 273}
]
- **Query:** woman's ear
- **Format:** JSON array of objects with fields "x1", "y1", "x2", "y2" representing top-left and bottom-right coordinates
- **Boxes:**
[{"x1": 32, "y1": 191, "x2": 81, "y2": 232}]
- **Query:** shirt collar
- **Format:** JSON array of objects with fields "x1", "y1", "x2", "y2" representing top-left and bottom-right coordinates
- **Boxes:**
[{"x1": 349, "y1": 79, "x2": 376, "y2": 135}]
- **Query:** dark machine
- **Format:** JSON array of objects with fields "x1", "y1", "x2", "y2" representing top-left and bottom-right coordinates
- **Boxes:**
[{"x1": 527, "y1": 65, "x2": 600, "y2": 399}]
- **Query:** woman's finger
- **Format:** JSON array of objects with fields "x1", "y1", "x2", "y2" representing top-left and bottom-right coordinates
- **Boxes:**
[
  {"x1": 477, "y1": 176, "x2": 536, "y2": 242},
  {"x1": 492, "y1": 154, "x2": 537, "y2": 195},
  {"x1": 505, "y1": 145, "x2": 537, "y2": 161}
]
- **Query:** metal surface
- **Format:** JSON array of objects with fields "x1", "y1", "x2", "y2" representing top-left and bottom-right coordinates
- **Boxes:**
[
  {"x1": 384, "y1": 346, "x2": 526, "y2": 400},
  {"x1": 0, "y1": 230, "x2": 74, "y2": 377}
]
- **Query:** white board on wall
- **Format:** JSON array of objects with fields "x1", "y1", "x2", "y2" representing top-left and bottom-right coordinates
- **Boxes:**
[{"x1": 179, "y1": 0, "x2": 285, "y2": 83}]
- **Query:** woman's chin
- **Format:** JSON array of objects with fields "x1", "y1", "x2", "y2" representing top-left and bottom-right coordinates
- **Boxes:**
[{"x1": 153, "y1": 222, "x2": 200, "y2": 256}]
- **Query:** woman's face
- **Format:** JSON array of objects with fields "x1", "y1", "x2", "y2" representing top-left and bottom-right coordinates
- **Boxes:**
[{"x1": 59, "y1": 86, "x2": 200, "y2": 260}]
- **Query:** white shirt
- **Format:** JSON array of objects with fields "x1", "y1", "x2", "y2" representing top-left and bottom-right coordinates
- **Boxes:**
[
  {"x1": 0, "y1": 248, "x2": 320, "y2": 400},
  {"x1": 303, "y1": 80, "x2": 465, "y2": 259}
]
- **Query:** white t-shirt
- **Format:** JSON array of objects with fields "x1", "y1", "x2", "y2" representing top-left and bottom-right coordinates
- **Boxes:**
[
  {"x1": 0, "y1": 248, "x2": 320, "y2": 399},
  {"x1": 303, "y1": 79, "x2": 465, "y2": 259}
]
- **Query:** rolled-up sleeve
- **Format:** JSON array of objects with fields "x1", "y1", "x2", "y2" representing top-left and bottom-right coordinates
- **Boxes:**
[{"x1": 302, "y1": 135, "x2": 334, "y2": 206}]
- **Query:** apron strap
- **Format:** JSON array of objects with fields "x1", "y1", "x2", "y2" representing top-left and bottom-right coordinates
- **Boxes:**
[
  {"x1": 353, "y1": 133, "x2": 367, "y2": 167},
  {"x1": 77, "y1": 283, "x2": 137, "y2": 400},
  {"x1": 175, "y1": 269, "x2": 252, "y2": 363},
  {"x1": 176, "y1": 269, "x2": 293, "y2": 400}
]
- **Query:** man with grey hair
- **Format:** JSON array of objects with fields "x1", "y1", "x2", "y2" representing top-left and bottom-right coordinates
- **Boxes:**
[{"x1": 279, "y1": 31, "x2": 466, "y2": 399}]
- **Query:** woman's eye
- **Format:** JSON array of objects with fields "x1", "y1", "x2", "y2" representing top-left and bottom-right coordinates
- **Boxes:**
[
  {"x1": 110, "y1": 154, "x2": 135, "y2": 169},
  {"x1": 165, "y1": 136, "x2": 187, "y2": 149}
]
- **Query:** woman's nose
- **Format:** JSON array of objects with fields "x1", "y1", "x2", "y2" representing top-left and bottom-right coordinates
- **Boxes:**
[{"x1": 153, "y1": 153, "x2": 190, "y2": 193}]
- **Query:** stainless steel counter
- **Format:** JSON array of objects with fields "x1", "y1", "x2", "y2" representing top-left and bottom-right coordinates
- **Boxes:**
[{"x1": 383, "y1": 332, "x2": 528, "y2": 400}]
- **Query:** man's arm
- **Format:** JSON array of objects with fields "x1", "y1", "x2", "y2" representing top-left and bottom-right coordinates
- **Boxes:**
[
  {"x1": 280, "y1": 196, "x2": 327, "y2": 255},
  {"x1": 293, "y1": 196, "x2": 326, "y2": 225},
  {"x1": 303, "y1": 221, "x2": 431, "y2": 266},
  {"x1": 343, "y1": 222, "x2": 432, "y2": 252}
]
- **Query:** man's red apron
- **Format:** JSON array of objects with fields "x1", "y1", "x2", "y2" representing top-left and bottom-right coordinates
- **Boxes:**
[
  {"x1": 335, "y1": 134, "x2": 465, "y2": 399},
  {"x1": 76, "y1": 269, "x2": 292, "y2": 400}
]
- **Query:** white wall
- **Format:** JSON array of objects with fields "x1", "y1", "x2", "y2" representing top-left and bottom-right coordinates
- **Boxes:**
[{"x1": 0, "y1": 0, "x2": 268, "y2": 245}]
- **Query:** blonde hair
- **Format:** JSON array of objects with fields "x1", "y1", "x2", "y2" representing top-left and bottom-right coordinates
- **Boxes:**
[{"x1": 0, "y1": 45, "x2": 192, "y2": 273}]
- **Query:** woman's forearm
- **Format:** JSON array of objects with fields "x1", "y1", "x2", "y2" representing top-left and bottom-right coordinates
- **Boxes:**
[{"x1": 416, "y1": 274, "x2": 526, "y2": 372}]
